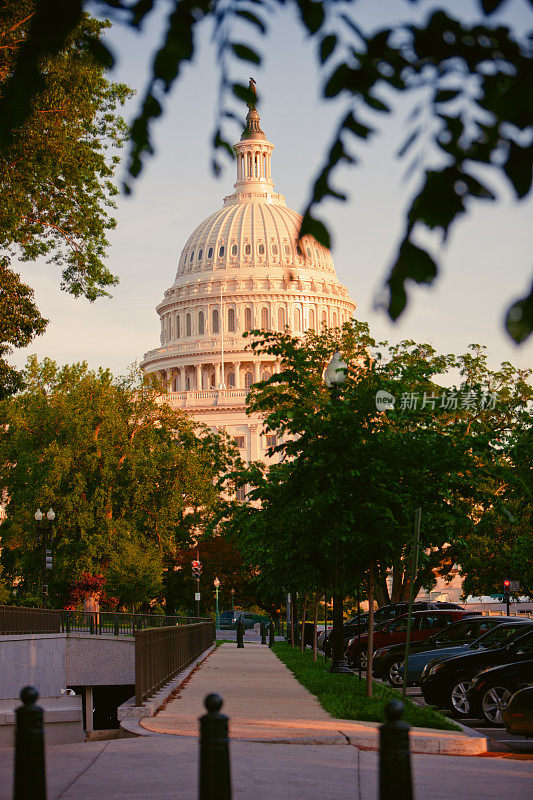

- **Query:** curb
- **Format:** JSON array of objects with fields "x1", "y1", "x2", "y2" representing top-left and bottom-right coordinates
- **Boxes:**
[{"x1": 118, "y1": 644, "x2": 215, "y2": 735}]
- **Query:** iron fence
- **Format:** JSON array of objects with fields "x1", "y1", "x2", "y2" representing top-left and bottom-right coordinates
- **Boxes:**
[
  {"x1": 0, "y1": 605, "x2": 60, "y2": 634},
  {"x1": 0, "y1": 605, "x2": 211, "y2": 637},
  {"x1": 135, "y1": 621, "x2": 215, "y2": 705}
]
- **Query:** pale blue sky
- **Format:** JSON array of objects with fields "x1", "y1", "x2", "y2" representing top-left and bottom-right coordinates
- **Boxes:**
[{"x1": 12, "y1": 0, "x2": 533, "y2": 377}]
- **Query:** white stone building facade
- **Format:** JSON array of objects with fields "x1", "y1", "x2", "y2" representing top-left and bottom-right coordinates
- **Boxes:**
[{"x1": 141, "y1": 104, "x2": 357, "y2": 464}]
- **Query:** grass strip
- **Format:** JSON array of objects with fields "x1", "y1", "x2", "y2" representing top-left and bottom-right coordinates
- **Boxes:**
[{"x1": 272, "y1": 643, "x2": 460, "y2": 732}]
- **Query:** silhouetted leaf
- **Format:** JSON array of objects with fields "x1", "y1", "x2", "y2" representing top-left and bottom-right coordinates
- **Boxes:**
[
  {"x1": 298, "y1": 0, "x2": 325, "y2": 34},
  {"x1": 324, "y1": 63, "x2": 352, "y2": 97},
  {"x1": 86, "y1": 35, "x2": 115, "y2": 68},
  {"x1": 386, "y1": 240, "x2": 438, "y2": 320},
  {"x1": 463, "y1": 172, "x2": 495, "y2": 200},
  {"x1": 505, "y1": 281, "x2": 533, "y2": 344},
  {"x1": 343, "y1": 112, "x2": 372, "y2": 139},
  {"x1": 231, "y1": 43, "x2": 261, "y2": 64},
  {"x1": 397, "y1": 128, "x2": 420, "y2": 158},
  {"x1": 480, "y1": 0, "x2": 508, "y2": 14},
  {"x1": 235, "y1": 9, "x2": 267, "y2": 34},
  {"x1": 364, "y1": 92, "x2": 390, "y2": 113},
  {"x1": 131, "y1": 0, "x2": 156, "y2": 28},
  {"x1": 299, "y1": 213, "x2": 331, "y2": 249},
  {"x1": 320, "y1": 34, "x2": 337, "y2": 63},
  {"x1": 434, "y1": 89, "x2": 460, "y2": 104},
  {"x1": 504, "y1": 140, "x2": 533, "y2": 198},
  {"x1": 213, "y1": 130, "x2": 235, "y2": 159},
  {"x1": 233, "y1": 82, "x2": 258, "y2": 107}
]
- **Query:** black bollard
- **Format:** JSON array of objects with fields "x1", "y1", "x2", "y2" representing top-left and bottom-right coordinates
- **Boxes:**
[
  {"x1": 379, "y1": 700, "x2": 413, "y2": 800},
  {"x1": 236, "y1": 618, "x2": 244, "y2": 648},
  {"x1": 199, "y1": 693, "x2": 231, "y2": 800},
  {"x1": 268, "y1": 621, "x2": 275, "y2": 648},
  {"x1": 14, "y1": 686, "x2": 46, "y2": 800},
  {"x1": 260, "y1": 621, "x2": 267, "y2": 645}
]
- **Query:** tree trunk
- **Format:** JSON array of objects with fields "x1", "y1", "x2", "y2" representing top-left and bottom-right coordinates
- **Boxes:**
[
  {"x1": 366, "y1": 563, "x2": 375, "y2": 699},
  {"x1": 312, "y1": 598, "x2": 318, "y2": 661},
  {"x1": 300, "y1": 594, "x2": 307, "y2": 652}
]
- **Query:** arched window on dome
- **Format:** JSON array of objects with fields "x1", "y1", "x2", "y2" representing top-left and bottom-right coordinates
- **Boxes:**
[
  {"x1": 308, "y1": 309, "x2": 315, "y2": 331},
  {"x1": 207, "y1": 247, "x2": 213, "y2": 258},
  {"x1": 176, "y1": 315, "x2": 180, "y2": 339},
  {"x1": 278, "y1": 307, "x2": 285, "y2": 330},
  {"x1": 332, "y1": 311, "x2": 338, "y2": 328},
  {"x1": 198, "y1": 311, "x2": 205, "y2": 335},
  {"x1": 189, "y1": 250, "x2": 194, "y2": 262},
  {"x1": 231, "y1": 244, "x2": 238, "y2": 256},
  {"x1": 198, "y1": 249, "x2": 203, "y2": 261},
  {"x1": 258, "y1": 243, "x2": 265, "y2": 255},
  {"x1": 294, "y1": 308, "x2": 301, "y2": 332},
  {"x1": 322, "y1": 310, "x2": 327, "y2": 327},
  {"x1": 244, "y1": 243, "x2": 251, "y2": 256},
  {"x1": 244, "y1": 307, "x2": 252, "y2": 332},
  {"x1": 228, "y1": 308, "x2": 236, "y2": 333},
  {"x1": 186, "y1": 313, "x2": 191, "y2": 337},
  {"x1": 261, "y1": 307, "x2": 269, "y2": 330},
  {"x1": 272, "y1": 243, "x2": 278, "y2": 255},
  {"x1": 212, "y1": 309, "x2": 219, "y2": 334},
  {"x1": 219, "y1": 245, "x2": 225, "y2": 258},
  {"x1": 306, "y1": 246, "x2": 312, "y2": 259},
  {"x1": 245, "y1": 371, "x2": 254, "y2": 388},
  {"x1": 227, "y1": 372, "x2": 235, "y2": 388}
]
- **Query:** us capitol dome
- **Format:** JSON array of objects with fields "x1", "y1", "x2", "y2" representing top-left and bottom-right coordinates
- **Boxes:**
[{"x1": 141, "y1": 87, "x2": 357, "y2": 465}]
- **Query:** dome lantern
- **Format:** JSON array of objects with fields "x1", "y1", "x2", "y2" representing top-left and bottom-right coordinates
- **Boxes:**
[{"x1": 232, "y1": 78, "x2": 275, "y2": 197}]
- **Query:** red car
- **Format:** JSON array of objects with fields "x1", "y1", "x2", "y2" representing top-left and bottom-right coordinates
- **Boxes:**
[{"x1": 346, "y1": 609, "x2": 480, "y2": 669}]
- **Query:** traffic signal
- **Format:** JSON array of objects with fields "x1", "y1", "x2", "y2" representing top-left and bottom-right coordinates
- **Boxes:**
[
  {"x1": 44, "y1": 549, "x2": 53, "y2": 570},
  {"x1": 503, "y1": 579, "x2": 510, "y2": 600},
  {"x1": 192, "y1": 560, "x2": 202, "y2": 579}
]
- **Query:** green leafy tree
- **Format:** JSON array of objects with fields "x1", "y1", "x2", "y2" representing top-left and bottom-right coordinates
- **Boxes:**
[
  {"x1": 0, "y1": 357, "x2": 239, "y2": 606},
  {"x1": 1, "y1": 0, "x2": 531, "y2": 340},
  {"x1": 226, "y1": 322, "x2": 531, "y2": 688},
  {"x1": 104, "y1": 526, "x2": 163, "y2": 611},
  {"x1": 0, "y1": 2, "x2": 131, "y2": 395}
]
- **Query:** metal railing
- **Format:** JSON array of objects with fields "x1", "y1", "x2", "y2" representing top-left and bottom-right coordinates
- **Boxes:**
[
  {"x1": 135, "y1": 621, "x2": 215, "y2": 705},
  {"x1": 0, "y1": 605, "x2": 60, "y2": 634},
  {"x1": 0, "y1": 605, "x2": 211, "y2": 637}
]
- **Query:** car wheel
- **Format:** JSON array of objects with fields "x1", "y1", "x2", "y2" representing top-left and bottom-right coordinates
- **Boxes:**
[
  {"x1": 481, "y1": 685, "x2": 512, "y2": 727},
  {"x1": 449, "y1": 680, "x2": 473, "y2": 716},
  {"x1": 385, "y1": 659, "x2": 404, "y2": 688}
]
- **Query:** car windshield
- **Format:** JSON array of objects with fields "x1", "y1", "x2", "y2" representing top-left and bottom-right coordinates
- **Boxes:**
[
  {"x1": 470, "y1": 623, "x2": 531, "y2": 650},
  {"x1": 219, "y1": 612, "x2": 234, "y2": 620},
  {"x1": 428, "y1": 620, "x2": 475, "y2": 644}
]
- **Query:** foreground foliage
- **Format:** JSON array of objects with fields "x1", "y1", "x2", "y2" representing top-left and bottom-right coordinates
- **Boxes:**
[
  {"x1": 272, "y1": 643, "x2": 459, "y2": 731},
  {"x1": 1, "y1": 0, "x2": 531, "y2": 340}
]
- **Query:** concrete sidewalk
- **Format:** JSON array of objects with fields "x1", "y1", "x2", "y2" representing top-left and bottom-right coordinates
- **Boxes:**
[
  {"x1": 1, "y1": 728, "x2": 533, "y2": 800},
  {"x1": 141, "y1": 643, "x2": 487, "y2": 755}
]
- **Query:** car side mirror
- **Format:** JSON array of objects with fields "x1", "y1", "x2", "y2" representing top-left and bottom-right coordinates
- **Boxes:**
[{"x1": 514, "y1": 648, "x2": 525, "y2": 656}]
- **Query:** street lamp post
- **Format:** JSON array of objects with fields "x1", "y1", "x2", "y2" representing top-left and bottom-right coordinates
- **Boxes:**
[
  {"x1": 323, "y1": 352, "x2": 352, "y2": 674},
  {"x1": 35, "y1": 508, "x2": 55, "y2": 608},
  {"x1": 214, "y1": 578, "x2": 221, "y2": 629},
  {"x1": 231, "y1": 587, "x2": 235, "y2": 611}
]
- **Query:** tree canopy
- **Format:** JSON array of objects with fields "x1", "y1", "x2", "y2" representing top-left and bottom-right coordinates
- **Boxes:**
[
  {"x1": 1, "y1": 0, "x2": 530, "y2": 341},
  {"x1": 0, "y1": 2, "x2": 131, "y2": 397},
  {"x1": 0, "y1": 357, "x2": 240, "y2": 608},
  {"x1": 225, "y1": 322, "x2": 532, "y2": 605}
]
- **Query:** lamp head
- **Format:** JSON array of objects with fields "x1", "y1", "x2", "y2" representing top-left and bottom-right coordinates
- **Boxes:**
[
  {"x1": 213, "y1": 577, "x2": 221, "y2": 588},
  {"x1": 323, "y1": 351, "x2": 348, "y2": 388},
  {"x1": 47, "y1": 508, "x2": 55, "y2": 521},
  {"x1": 34, "y1": 509, "x2": 43, "y2": 522}
]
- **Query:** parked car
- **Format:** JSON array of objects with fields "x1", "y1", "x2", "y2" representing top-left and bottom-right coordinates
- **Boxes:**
[
  {"x1": 324, "y1": 601, "x2": 465, "y2": 656},
  {"x1": 420, "y1": 622, "x2": 533, "y2": 717},
  {"x1": 373, "y1": 615, "x2": 523, "y2": 687},
  {"x1": 218, "y1": 610, "x2": 255, "y2": 630},
  {"x1": 502, "y1": 686, "x2": 533, "y2": 736},
  {"x1": 346, "y1": 609, "x2": 478, "y2": 668},
  {"x1": 466, "y1": 660, "x2": 533, "y2": 725}
]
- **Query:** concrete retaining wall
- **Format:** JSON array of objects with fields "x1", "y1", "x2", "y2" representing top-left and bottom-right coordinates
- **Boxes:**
[
  {"x1": 0, "y1": 634, "x2": 67, "y2": 700},
  {"x1": 66, "y1": 634, "x2": 135, "y2": 686}
]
